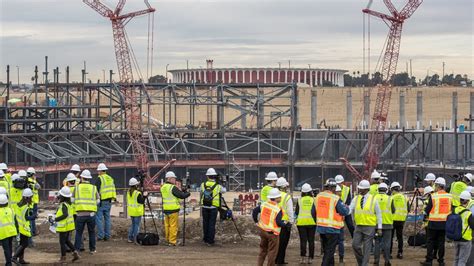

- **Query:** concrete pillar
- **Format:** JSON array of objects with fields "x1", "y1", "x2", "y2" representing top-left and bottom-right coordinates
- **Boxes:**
[
  {"x1": 311, "y1": 89, "x2": 317, "y2": 128},
  {"x1": 452, "y1": 91, "x2": 458, "y2": 128},
  {"x1": 241, "y1": 96, "x2": 247, "y2": 129},
  {"x1": 347, "y1": 90, "x2": 352, "y2": 128},
  {"x1": 399, "y1": 90, "x2": 406, "y2": 128},
  {"x1": 417, "y1": 91, "x2": 423, "y2": 129},
  {"x1": 363, "y1": 90, "x2": 370, "y2": 128},
  {"x1": 470, "y1": 92, "x2": 474, "y2": 130},
  {"x1": 257, "y1": 88, "x2": 265, "y2": 129}
]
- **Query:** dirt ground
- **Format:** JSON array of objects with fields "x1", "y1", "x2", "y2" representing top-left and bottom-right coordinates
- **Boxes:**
[{"x1": 0, "y1": 215, "x2": 455, "y2": 265}]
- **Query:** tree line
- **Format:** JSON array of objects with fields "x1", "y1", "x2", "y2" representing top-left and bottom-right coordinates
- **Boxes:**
[{"x1": 343, "y1": 72, "x2": 471, "y2": 87}]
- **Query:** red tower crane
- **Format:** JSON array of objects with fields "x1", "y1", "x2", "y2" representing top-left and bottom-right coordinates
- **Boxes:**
[{"x1": 341, "y1": 0, "x2": 423, "y2": 180}]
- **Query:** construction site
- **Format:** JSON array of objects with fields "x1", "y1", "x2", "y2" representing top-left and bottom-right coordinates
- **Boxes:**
[{"x1": 0, "y1": 0, "x2": 470, "y2": 265}]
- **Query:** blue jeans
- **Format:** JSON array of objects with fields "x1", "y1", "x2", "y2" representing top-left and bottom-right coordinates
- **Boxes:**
[
  {"x1": 28, "y1": 204, "x2": 38, "y2": 246},
  {"x1": 128, "y1": 216, "x2": 142, "y2": 241},
  {"x1": 202, "y1": 207, "x2": 218, "y2": 244},
  {"x1": 96, "y1": 201, "x2": 112, "y2": 240},
  {"x1": 75, "y1": 215, "x2": 96, "y2": 252},
  {"x1": 338, "y1": 228, "x2": 345, "y2": 257}
]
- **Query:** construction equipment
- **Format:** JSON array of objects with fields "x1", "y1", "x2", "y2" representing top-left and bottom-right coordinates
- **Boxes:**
[{"x1": 341, "y1": 0, "x2": 423, "y2": 180}]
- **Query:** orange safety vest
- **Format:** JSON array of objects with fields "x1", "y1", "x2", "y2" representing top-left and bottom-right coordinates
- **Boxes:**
[
  {"x1": 258, "y1": 201, "x2": 282, "y2": 235},
  {"x1": 315, "y1": 191, "x2": 344, "y2": 229},
  {"x1": 428, "y1": 191, "x2": 452, "y2": 222}
]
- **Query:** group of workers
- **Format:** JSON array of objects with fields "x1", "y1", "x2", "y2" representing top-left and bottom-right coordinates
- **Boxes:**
[{"x1": 254, "y1": 170, "x2": 474, "y2": 266}]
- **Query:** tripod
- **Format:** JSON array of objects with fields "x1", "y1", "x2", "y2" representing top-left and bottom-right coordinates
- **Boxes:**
[{"x1": 407, "y1": 187, "x2": 423, "y2": 246}]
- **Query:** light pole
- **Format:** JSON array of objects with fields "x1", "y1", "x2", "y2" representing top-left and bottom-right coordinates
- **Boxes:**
[
  {"x1": 166, "y1": 64, "x2": 170, "y2": 83},
  {"x1": 16, "y1": 66, "x2": 19, "y2": 87}
]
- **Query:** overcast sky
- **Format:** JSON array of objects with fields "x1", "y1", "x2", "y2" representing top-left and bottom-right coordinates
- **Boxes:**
[{"x1": 0, "y1": 0, "x2": 472, "y2": 83}]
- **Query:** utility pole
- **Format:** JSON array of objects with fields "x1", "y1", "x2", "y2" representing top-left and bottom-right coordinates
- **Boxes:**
[
  {"x1": 288, "y1": 60, "x2": 291, "y2": 69},
  {"x1": 16, "y1": 66, "x2": 20, "y2": 87}
]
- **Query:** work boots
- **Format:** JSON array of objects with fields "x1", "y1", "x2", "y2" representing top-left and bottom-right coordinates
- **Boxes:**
[
  {"x1": 300, "y1": 256, "x2": 307, "y2": 264},
  {"x1": 72, "y1": 251, "x2": 80, "y2": 262},
  {"x1": 307, "y1": 258, "x2": 313, "y2": 264},
  {"x1": 59, "y1": 256, "x2": 67, "y2": 263}
]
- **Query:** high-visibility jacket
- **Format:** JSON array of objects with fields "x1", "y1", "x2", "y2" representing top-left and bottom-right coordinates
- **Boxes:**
[
  {"x1": 74, "y1": 183, "x2": 98, "y2": 212},
  {"x1": 55, "y1": 202, "x2": 75, "y2": 232},
  {"x1": 315, "y1": 191, "x2": 344, "y2": 229},
  {"x1": 454, "y1": 206, "x2": 472, "y2": 241},
  {"x1": 341, "y1": 185, "x2": 350, "y2": 204},
  {"x1": 161, "y1": 183, "x2": 180, "y2": 211},
  {"x1": 258, "y1": 201, "x2": 282, "y2": 235},
  {"x1": 13, "y1": 203, "x2": 31, "y2": 237},
  {"x1": 4, "y1": 173, "x2": 11, "y2": 186},
  {"x1": 428, "y1": 191, "x2": 452, "y2": 222},
  {"x1": 450, "y1": 181, "x2": 467, "y2": 207},
  {"x1": 354, "y1": 194, "x2": 377, "y2": 226},
  {"x1": 127, "y1": 190, "x2": 144, "y2": 217},
  {"x1": 28, "y1": 177, "x2": 39, "y2": 204},
  {"x1": 375, "y1": 194, "x2": 393, "y2": 225},
  {"x1": 9, "y1": 188, "x2": 23, "y2": 206},
  {"x1": 369, "y1": 184, "x2": 379, "y2": 196},
  {"x1": 0, "y1": 179, "x2": 10, "y2": 196},
  {"x1": 392, "y1": 193, "x2": 408, "y2": 222},
  {"x1": 98, "y1": 173, "x2": 116, "y2": 200},
  {"x1": 278, "y1": 191, "x2": 291, "y2": 221},
  {"x1": 260, "y1": 185, "x2": 273, "y2": 203},
  {"x1": 0, "y1": 206, "x2": 17, "y2": 240},
  {"x1": 297, "y1": 196, "x2": 316, "y2": 226},
  {"x1": 200, "y1": 180, "x2": 221, "y2": 207},
  {"x1": 468, "y1": 200, "x2": 474, "y2": 210},
  {"x1": 67, "y1": 185, "x2": 76, "y2": 216}
]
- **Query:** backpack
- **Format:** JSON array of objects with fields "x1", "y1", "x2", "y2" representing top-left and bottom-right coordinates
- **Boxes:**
[
  {"x1": 202, "y1": 183, "x2": 218, "y2": 207},
  {"x1": 446, "y1": 209, "x2": 469, "y2": 241}
]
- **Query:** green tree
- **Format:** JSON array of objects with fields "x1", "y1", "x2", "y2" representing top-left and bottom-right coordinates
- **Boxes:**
[{"x1": 148, "y1": 75, "x2": 167, "y2": 83}]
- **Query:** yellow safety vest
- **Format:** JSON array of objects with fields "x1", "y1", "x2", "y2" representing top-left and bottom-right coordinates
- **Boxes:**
[
  {"x1": 454, "y1": 206, "x2": 472, "y2": 241},
  {"x1": 392, "y1": 193, "x2": 408, "y2": 221},
  {"x1": 315, "y1": 191, "x2": 344, "y2": 229},
  {"x1": 354, "y1": 194, "x2": 377, "y2": 226},
  {"x1": 99, "y1": 174, "x2": 116, "y2": 200},
  {"x1": 260, "y1": 185, "x2": 273, "y2": 203},
  {"x1": 297, "y1": 196, "x2": 316, "y2": 226},
  {"x1": 428, "y1": 191, "x2": 452, "y2": 222},
  {"x1": 4, "y1": 173, "x2": 11, "y2": 186},
  {"x1": 258, "y1": 201, "x2": 282, "y2": 235},
  {"x1": 127, "y1": 190, "x2": 144, "y2": 217},
  {"x1": 13, "y1": 203, "x2": 31, "y2": 237},
  {"x1": 74, "y1": 183, "x2": 98, "y2": 212},
  {"x1": 450, "y1": 181, "x2": 467, "y2": 207},
  {"x1": 0, "y1": 206, "x2": 17, "y2": 240},
  {"x1": 55, "y1": 202, "x2": 75, "y2": 232},
  {"x1": 341, "y1": 185, "x2": 350, "y2": 204},
  {"x1": 9, "y1": 188, "x2": 23, "y2": 206},
  {"x1": 375, "y1": 194, "x2": 393, "y2": 225},
  {"x1": 0, "y1": 179, "x2": 10, "y2": 196},
  {"x1": 161, "y1": 183, "x2": 180, "y2": 211},
  {"x1": 369, "y1": 184, "x2": 379, "y2": 196},
  {"x1": 278, "y1": 191, "x2": 291, "y2": 221},
  {"x1": 468, "y1": 200, "x2": 474, "y2": 210},
  {"x1": 27, "y1": 177, "x2": 39, "y2": 204},
  {"x1": 200, "y1": 180, "x2": 221, "y2": 207}
]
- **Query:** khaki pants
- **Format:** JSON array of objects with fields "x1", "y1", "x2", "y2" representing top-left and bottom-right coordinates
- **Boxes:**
[
  {"x1": 258, "y1": 228, "x2": 279, "y2": 266},
  {"x1": 164, "y1": 212, "x2": 179, "y2": 245}
]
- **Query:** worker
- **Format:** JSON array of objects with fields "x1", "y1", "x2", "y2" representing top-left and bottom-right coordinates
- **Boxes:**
[
  {"x1": 51, "y1": 186, "x2": 80, "y2": 263},
  {"x1": 95, "y1": 163, "x2": 116, "y2": 241},
  {"x1": 374, "y1": 183, "x2": 394, "y2": 266},
  {"x1": 380, "y1": 172, "x2": 389, "y2": 184},
  {"x1": 370, "y1": 170, "x2": 382, "y2": 196},
  {"x1": 64, "y1": 173, "x2": 78, "y2": 194},
  {"x1": 127, "y1": 177, "x2": 147, "y2": 243},
  {"x1": 0, "y1": 163, "x2": 11, "y2": 185},
  {"x1": 389, "y1": 182, "x2": 407, "y2": 259},
  {"x1": 9, "y1": 174, "x2": 23, "y2": 207},
  {"x1": 74, "y1": 169, "x2": 99, "y2": 254},
  {"x1": 71, "y1": 164, "x2": 81, "y2": 177},
  {"x1": 274, "y1": 177, "x2": 293, "y2": 265},
  {"x1": 0, "y1": 193, "x2": 17, "y2": 266},
  {"x1": 422, "y1": 186, "x2": 435, "y2": 234},
  {"x1": 424, "y1": 173, "x2": 436, "y2": 189},
  {"x1": 0, "y1": 170, "x2": 10, "y2": 197},
  {"x1": 420, "y1": 177, "x2": 452, "y2": 266},
  {"x1": 161, "y1": 171, "x2": 190, "y2": 246},
  {"x1": 294, "y1": 183, "x2": 316, "y2": 264},
  {"x1": 316, "y1": 178, "x2": 350, "y2": 265},
  {"x1": 12, "y1": 188, "x2": 34, "y2": 265},
  {"x1": 450, "y1": 173, "x2": 472, "y2": 207},
  {"x1": 451, "y1": 191, "x2": 474, "y2": 266},
  {"x1": 253, "y1": 188, "x2": 289, "y2": 266},
  {"x1": 26, "y1": 167, "x2": 40, "y2": 240},
  {"x1": 334, "y1": 185, "x2": 345, "y2": 263},
  {"x1": 200, "y1": 168, "x2": 226, "y2": 246},
  {"x1": 350, "y1": 179, "x2": 383, "y2": 266},
  {"x1": 335, "y1": 174, "x2": 354, "y2": 238},
  {"x1": 261, "y1": 172, "x2": 278, "y2": 203}
]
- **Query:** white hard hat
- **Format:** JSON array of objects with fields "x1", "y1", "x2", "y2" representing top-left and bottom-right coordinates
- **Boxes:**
[
  {"x1": 129, "y1": 177, "x2": 139, "y2": 186},
  {"x1": 18, "y1": 170, "x2": 27, "y2": 177},
  {"x1": 325, "y1": 178, "x2": 337, "y2": 187},
  {"x1": 467, "y1": 186, "x2": 474, "y2": 194},
  {"x1": 464, "y1": 173, "x2": 473, "y2": 182},
  {"x1": 10, "y1": 174, "x2": 20, "y2": 182},
  {"x1": 357, "y1": 180, "x2": 370, "y2": 189},
  {"x1": 371, "y1": 170, "x2": 381, "y2": 179},
  {"x1": 336, "y1": 185, "x2": 342, "y2": 192},
  {"x1": 268, "y1": 188, "x2": 282, "y2": 199},
  {"x1": 65, "y1": 173, "x2": 77, "y2": 182},
  {"x1": 301, "y1": 183, "x2": 312, "y2": 193},
  {"x1": 0, "y1": 163, "x2": 7, "y2": 170},
  {"x1": 26, "y1": 167, "x2": 36, "y2": 174},
  {"x1": 423, "y1": 186, "x2": 434, "y2": 195},
  {"x1": 22, "y1": 188, "x2": 33, "y2": 197},
  {"x1": 206, "y1": 168, "x2": 218, "y2": 176},
  {"x1": 424, "y1": 173, "x2": 436, "y2": 182},
  {"x1": 434, "y1": 177, "x2": 446, "y2": 186},
  {"x1": 381, "y1": 172, "x2": 388, "y2": 180},
  {"x1": 59, "y1": 186, "x2": 72, "y2": 198},
  {"x1": 378, "y1": 183, "x2": 388, "y2": 190},
  {"x1": 97, "y1": 163, "x2": 108, "y2": 171},
  {"x1": 390, "y1": 182, "x2": 402, "y2": 189},
  {"x1": 335, "y1": 175, "x2": 344, "y2": 184},
  {"x1": 80, "y1": 169, "x2": 92, "y2": 179},
  {"x1": 0, "y1": 170, "x2": 4, "y2": 177},
  {"x1": 165, "y1": 171, "x2": 177, "y2": 179},
  {"x1": 265, "y1": 172, "x2": 278, "y2": 181},
  {"x1": 70, "y1": 164, "x2": 81, "y2": 172},
  {"x1": 276, "y1": 177, "x2": 288, "y2": 187},
  {"x1": 460, "y1": 191, "x2": 472, "y2": 201},
  {"x1": 0, "y1": 187, "x2": 6, "y2": 195},
  {"x1": 0, "y1": 194, "x2": 8, "y2": 204}
]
